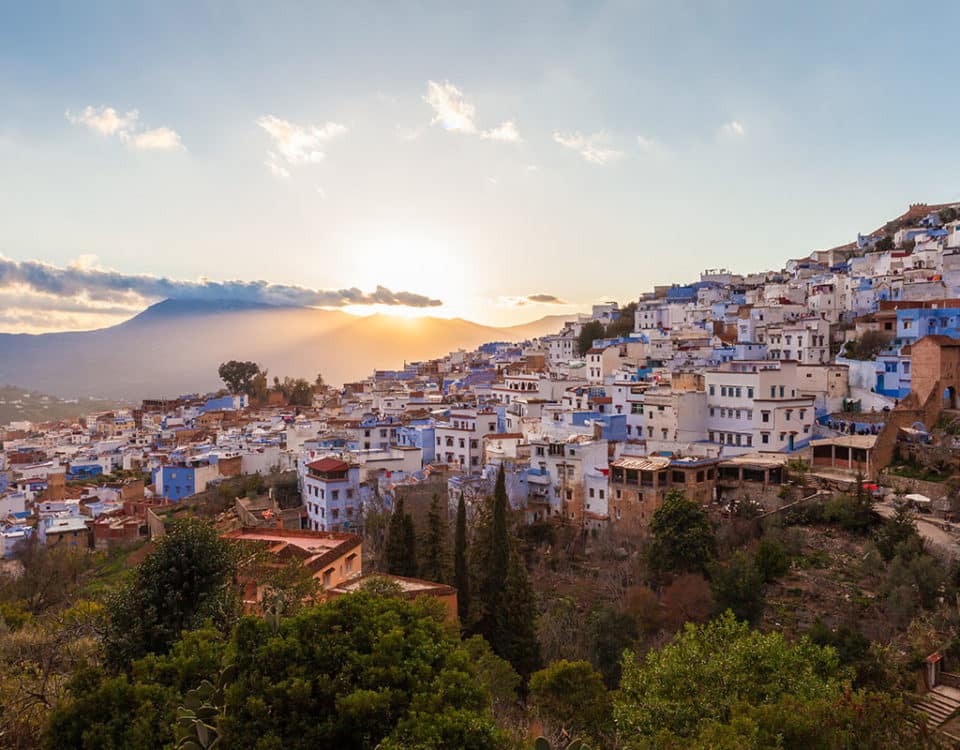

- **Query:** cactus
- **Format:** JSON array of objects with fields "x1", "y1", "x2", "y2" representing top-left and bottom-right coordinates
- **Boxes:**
[
  {"x1": 175, "y1": 664, "x2": 237, "y2": 749},
  {"x1": 532, "y1": 737, "x2": 592, "y2": 750}
]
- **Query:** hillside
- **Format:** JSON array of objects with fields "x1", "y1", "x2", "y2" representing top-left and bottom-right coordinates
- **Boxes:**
[
  {"x1": 0, "y1": 301, "x2": 566, "y2": 400},
  {"x1": 0, "y1": 385, "x2": 120, "y2": 424}
]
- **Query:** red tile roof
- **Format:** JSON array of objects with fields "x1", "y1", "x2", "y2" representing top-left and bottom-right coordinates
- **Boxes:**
[{"x1": 306, "y1": 457, "x2": 350, "y2": 473}]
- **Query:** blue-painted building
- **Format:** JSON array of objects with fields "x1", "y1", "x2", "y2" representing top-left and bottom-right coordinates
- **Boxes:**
[
  {"x1": 67, "y1": 463, "x2": 103, "y2": 481},
  {"x1": 396, "y1": 420, "x2": 436, "y2": 464}
]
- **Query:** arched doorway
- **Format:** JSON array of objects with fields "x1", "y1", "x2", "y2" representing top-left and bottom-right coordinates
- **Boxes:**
[{"x1": 945, "y1": 386, "x2": 958, "y2": 411}]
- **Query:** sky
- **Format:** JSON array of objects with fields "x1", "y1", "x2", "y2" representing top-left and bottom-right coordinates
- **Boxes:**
[{"x1": 1, "y1": 0, "x2": 959, "y2": 333}]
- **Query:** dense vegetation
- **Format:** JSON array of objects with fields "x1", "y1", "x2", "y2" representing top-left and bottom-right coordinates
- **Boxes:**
[{"x1": 1, "y1": 468, "x2": 952, "y2": 748}]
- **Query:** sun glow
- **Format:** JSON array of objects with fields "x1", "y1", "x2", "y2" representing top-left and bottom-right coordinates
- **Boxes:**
[{"x1": 339, "y1": 229, "x2": 475, "y2": 318}]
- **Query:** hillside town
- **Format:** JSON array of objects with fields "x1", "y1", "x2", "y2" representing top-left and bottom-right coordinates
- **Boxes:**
[
  {"x1": 5, "y1": 204, "x2": 960, "y2": 747},
  {"x1": 5, "y1": 202, "x2": 960, "y2": 559}
]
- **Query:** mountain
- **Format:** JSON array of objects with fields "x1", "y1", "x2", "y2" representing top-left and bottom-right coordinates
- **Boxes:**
[
  {"x1": 0, "y1": 385, "x2": 120, "y2": 424},
  {"x1": 0, "y1": 300, "x2": 566, "y2": 400}
]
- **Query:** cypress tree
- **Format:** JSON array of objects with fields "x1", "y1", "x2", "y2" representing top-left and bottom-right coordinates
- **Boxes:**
[
  {"x1": 454, "y1": 492, "x2": 470, "y2": 622},
  {"x1": 477, "y1": 466, "x2": 510, "y2": 639},
  {"x1": 401, "y1": 508, "x2": 418, "y2": 577},
  {"x1": 385, "y1": 497, "x2": 417, "y2": 576},
  {"x1": 421, "y1": 493, "x2": 447, "y2": 583},
  {"x1": 501, "y1": 547, "x2": 542, "y2": 678}
]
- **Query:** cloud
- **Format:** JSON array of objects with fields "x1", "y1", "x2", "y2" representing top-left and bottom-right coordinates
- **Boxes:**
[
  {"x1": 256, "y1": 115, "x2": 348, "y2": 176},
  {"x1": 553, "y1": 131, "x2": 623, "y2": 164},
  {"x1": 719, "y1": 120, "x2": 745, "y2": 138},
  {"x1": 498, "y1": 293, "x2": 568, "y2": 307},
  {"x1": 424, "y1": 80, "x2": 478, "y2": 133},
  {"x1": 481, "y1": 120, "x2": 521, "y2": 142},
  {"x1": 526, "y1": 294, "x2": 566, "y2": 304},
  {"x1": 0, "y1": 256, "x2": 443, "y2": 310},
  {"x1": 66, "y1": 105, "x2": 183, "y2": 150},
  {"x1": 123, "y1": 127, "x2": 183, "y2": 151},
  {"x1": 67, "y1": 106, "x2": 138, "y2": 136},
  {"x1": 424, "y1": 80, "x2": 520, "y2": 142}
]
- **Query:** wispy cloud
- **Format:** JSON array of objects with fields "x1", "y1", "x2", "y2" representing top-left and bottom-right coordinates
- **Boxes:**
[
  {"x1": 66, "y1": 105, "x2": 183, "y2": 151},
  {"x1": 481, "y1": 120, "x2": 521, "y2": 142},
  {"x1": 0, "y1": 255, "x2": 443, "y2": 310},
  {"x1": 498, "y1": 293, "x2": 568, "y2": 307},
  {"x1": 424, "y1": 80, "x2": 520, "y2": 142},
  {"x1": 124, "y1": 127, "x2": 183, "y2": 151},
  {"x1": 553, "y1": 131, "x2": 623, "y2": 164},
  {"x1": 256, "y1": 115, "x2": 348, "y2": 177},
  {"x1": 719, "y1": 120, "x2": 745, "y2": 138},
  {"x1": 526, "y1": 294, "x2": 566, "y2": 304}
]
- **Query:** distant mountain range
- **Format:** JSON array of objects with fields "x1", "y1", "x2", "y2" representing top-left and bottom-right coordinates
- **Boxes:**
[{"x1": 0, "y1": 299, "x2": 568, "y2": 401}]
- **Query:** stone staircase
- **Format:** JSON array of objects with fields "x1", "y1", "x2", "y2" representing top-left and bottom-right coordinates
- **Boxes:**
[{"x1": 913, "y1": 685, "x2": 960, "y2": 731}]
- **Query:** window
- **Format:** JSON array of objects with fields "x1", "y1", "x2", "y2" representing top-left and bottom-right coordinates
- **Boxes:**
[
  {"x1": 770, "y1": 386, "x2": 776, "y2": 398},
  {"x1": 331, "y1": 489, "x2": 339, "y2": 500},
  {"x1": 709, "y1": 385, "x2": 715, "y2": 396},
  {"x1": 761, "y1": 411, "x2": 770, "y2": 423},
  {"x1": 599, "y1": 490, "x2": 604, "y2": 499},
  {"x1": 671, "y1": 470, "x2": 685, "y2": 484},
  {"x1": 589, "y1": 487, "x2": 595, "y2": 498},
  {"x1": 735, "y1": 387, "x2": 742, "y2": 398},
  {"x1": 779, "y1": 386, "x2": 785, "y2": 397}
]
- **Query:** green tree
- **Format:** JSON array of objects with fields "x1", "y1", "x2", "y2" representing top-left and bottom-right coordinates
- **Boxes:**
[
  {"x1": 603, "y1": 302, "x2": 638, "y2": 339},
  {"x1": 873, "y1": 501, "x2": 920, "y2": 562},
  {"x1": 807, "y1": 620, "x2": 892, "y2": 690},
  {"x1": 709, "y1": 552, "x2": 767, "y2": 624},
  {"x1": 475, "y1": 467, "x2": 511, "y2": 638},
  {"x1": 499, "y1": 547, "x2": 541, "y2": 679},
  {"x1": 614, "y1": 611, "x2": 849, "y2": 741},
  {"x1": 103, "y1": 518, "x2": 236, "y2": 670},
  {"x1": 284, "y1": 377, "x2": 315, "y2": 406},
  {"x1": 420, "y1": 493, "x2": 448, "y2": 583},
  {"x1": 462, "y1": 635, "x2": 521, "y2": 714},
  {"x1": 648, "y1": 691, "x2": 930, "y2": 750},
  {"x1": 645, "y1": 489, "x2": 716, "y2": 579},
  {"x1": 529, "y1": 660, "x2": 611, "y2": 743},
  {"x1": 384, "y1": 498, "x2": 417, "y2": 577},
  {"x1": 454, "y1": 493, "x2": 470, "y2": 622},
  {"x1": 249, "y1": 370, "x2": 269, "y2": 403},
  {"x1": 753, "y1": 538, "x2": 790, "y2": 582},
  {"x1": 44, "y1": 626, "x2": 227, "y2": 750},
  {"x1": 218, "y1": 593, "x2": 507, "y2": 749},
  {"x1": 217, "y1": 361, "x2": 262, "y2": 397},
  {"x1": 587, "y1": 604, "x2": 638, "y2": 688},
  {"x1": 473, "y1": 466, "x2": 540, "y2": 677},
  {"x1": 577, "y1": 321, "x2": 605, "y2": 357}
]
